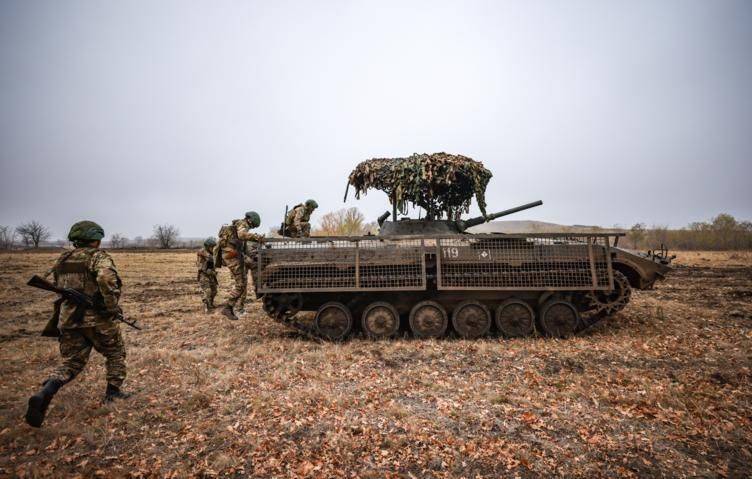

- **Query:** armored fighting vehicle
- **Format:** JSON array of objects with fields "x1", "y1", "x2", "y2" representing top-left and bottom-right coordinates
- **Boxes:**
[{"x1": 255, "y1": 153, "x2": 672, "y2": 340}]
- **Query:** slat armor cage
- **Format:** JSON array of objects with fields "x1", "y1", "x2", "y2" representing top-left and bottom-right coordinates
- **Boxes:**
[
  {"x1": 257, "y1": 234, "x2": 617, "y2": 293},
  {"x1": 257, "y1": 238, "x2": 426, "y2": 293},
  {"x1": 436, "y1": 235, "x2": 614, "y2": 290}
]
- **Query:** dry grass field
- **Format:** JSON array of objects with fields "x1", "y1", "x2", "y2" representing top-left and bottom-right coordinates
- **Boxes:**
[{"x1": 0, "y1": 250, "x2": 750, "y2": 477}]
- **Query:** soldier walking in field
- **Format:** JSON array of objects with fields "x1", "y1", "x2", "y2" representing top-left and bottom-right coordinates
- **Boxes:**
[
  {"x1": 25, "y1": 221, "x2": 129, "y2": 428},
  {"x1": 281, "y1": 199, "x2": 318, "y2": 238},
  {"x1": 197, "y1": 237, "x2": 218, "y2": 312},
  {"x1": 215, "y1": 211, "x2": 263, "y2": 321}
]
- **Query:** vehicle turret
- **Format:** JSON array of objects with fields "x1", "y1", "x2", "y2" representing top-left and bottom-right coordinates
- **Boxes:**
[{"x1": 378, "y1": 200, "x2": 543, "y2": 236}]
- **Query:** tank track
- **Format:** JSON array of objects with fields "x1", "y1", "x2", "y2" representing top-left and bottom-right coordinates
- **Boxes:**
[
  {"x1": 261, "y1": 294, "x2": 324, "y2": 342},
  {"x1": 261, "y1": 271, "x2": 633, "y2": 341},
  {"x1": 271, "y1": 314, "x2": 323, "y2": 342}
]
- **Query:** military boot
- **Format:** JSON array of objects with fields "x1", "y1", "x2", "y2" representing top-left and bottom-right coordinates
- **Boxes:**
[
  {"x1": 104, "y1": 383, "x2": 131, "y2": 402},
  {"x1": 220, "y1": 304, "x2": 238, "y2": 321},
  {"x1": 25, "y1": 379, "x2": 64, "y2": 428},
  {"x1": 203, "y1": 300, "x2": 211, "y2": 314}
]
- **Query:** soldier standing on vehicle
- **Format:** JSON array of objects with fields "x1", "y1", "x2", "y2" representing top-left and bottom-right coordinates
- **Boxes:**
[
  {"x1": 197, "y1": 237, "x2": 218, "y2": 313},
  {"x1": 25, "y1": 221, "x2": 129, "y2": 428},
  {"x1": 282, "y1": 199, "x2": 318, "y2": 238},
  {"x1": 215, "y1": 211, "x2": 263, "y2": 320}
]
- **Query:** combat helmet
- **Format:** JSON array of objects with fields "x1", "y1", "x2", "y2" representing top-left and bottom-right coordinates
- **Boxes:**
[
  {"x1": 204, "y1": 237, "x2": 217, "y2": 247},
  {"x1": 305, "y1": 199, "x2": 318, "y2": 209},
  {"x1": 245, "y1": 211, "x2": 261, "y2": 228},
  {"x1": 68, "y1": 221, "x2": 104, "y2": 244}
]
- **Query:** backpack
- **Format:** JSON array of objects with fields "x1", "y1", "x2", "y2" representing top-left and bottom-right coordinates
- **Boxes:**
[{"x1": 215, "y1": 221, "x2": 239, "y2": 268}]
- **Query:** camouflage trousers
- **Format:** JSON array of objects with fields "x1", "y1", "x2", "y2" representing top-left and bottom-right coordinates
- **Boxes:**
[
  {"x1": 49, "y1": 322, "x2": 127, "y2": 387},
  {"x1": 286, "y1": 223, "x2": 310, "y2": 238},
  {"x1": 198, "y1": 272, "x2": 218, "y2": 306},
  {"x1": 225, "y1": 259, "x2": 248, "y2": 308}
]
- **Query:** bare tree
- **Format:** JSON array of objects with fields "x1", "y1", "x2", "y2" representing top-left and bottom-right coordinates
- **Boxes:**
[
  {"x1": 16, "y1": 221, "x2": 51, "y2": 248},
  {"x1": 109, "y1": 233, "x2": 127, "y2": 249},
  {"x1": 316, "y1": 208, "x2": 371, "y2": 236},
  {"x1": 0, "y1": 225, "x2": 16, "y2": 250},
  {"x1": 152, "y1": 224, "x2": 180, "y2": 249},
  {"x1": 628, "y1": 223, "x2": 646, "y2": 249}
]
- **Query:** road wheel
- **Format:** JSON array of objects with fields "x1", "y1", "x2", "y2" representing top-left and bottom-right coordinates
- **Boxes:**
[
  {"x1": 315, "y1": 302, "x2": 352, "y2": 340},
  {"x1": 360, "y1": 301, "x2": 399, "y2": 339},
  {"x1": 409, "y1": 301, "x2": 448, "y2": 339},
  {"x1": 361, "y1": 302, "x2": 400, "y2": 339},
  {"x1": 495, "y1": 299, "x2": 535, "y2": 338},
  {"x1": 452, "y1": 300, "x2": 491, "y2": 339},
  {"x1": 538, "y1": 299, "x2": 580, "y2": 338}
]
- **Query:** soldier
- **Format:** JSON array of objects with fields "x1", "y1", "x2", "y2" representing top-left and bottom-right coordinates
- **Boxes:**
[
  {"x1": 216, "y1": 211, "x2": 263, "y2": 320},
  {"x1": 197, "y1": 237, "x2": 218, "y2": 312},
  {"x1": 283, "y1": 199, "x2": 318, "y2": 237},
  {"x1": 25, "y1": 221, "x2": 129, "y2": 428}
]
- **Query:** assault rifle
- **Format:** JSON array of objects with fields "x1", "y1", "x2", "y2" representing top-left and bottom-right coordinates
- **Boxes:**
[
  {"x1": 282, "y1": 205, "x2": 288, "y2": 237},
  {"x1": 27, "y1": 275, "x2": 141, "y2": 330}
]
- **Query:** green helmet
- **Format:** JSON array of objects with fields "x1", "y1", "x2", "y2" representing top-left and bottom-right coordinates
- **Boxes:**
[
  {"x1": 305, "y1": 199, "x2": 318, "y2": 209},
  {"x1": 244, "y1": 211, "x2": 261, "y2": 228},
  {"x1": 68, "y1": 221, "x2": 105, "y2": 243},
  {"x1": 204, "y1": 237, "x2": 217, "y2": 247}
]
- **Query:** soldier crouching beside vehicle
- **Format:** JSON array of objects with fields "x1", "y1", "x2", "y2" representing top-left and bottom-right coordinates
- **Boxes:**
[
  {"x1": 197, "y1": 237, "x2": 218, "y2": 312},
  {"x1": 25, "y1": 221, "x2": 130, "y2": 428}
]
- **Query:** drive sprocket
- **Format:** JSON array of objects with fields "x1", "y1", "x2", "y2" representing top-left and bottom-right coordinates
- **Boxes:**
[{"x1": 584, "y1": 270, "x2": 632, "y2": 318}]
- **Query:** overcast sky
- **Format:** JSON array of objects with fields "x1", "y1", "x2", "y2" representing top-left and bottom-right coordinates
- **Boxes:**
[{"x1": 1, "y1": 0, "x2": 750, "y2": 239}]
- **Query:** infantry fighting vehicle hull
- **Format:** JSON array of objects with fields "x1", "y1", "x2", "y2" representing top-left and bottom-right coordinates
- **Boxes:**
[{"x1": 254, "y1": 201, "x2": 672, "y2": 340}]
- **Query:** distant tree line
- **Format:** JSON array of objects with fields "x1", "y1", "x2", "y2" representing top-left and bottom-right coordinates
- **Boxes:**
[
  {"x1": 622, "y1": 213, "x2": 752, "y2": 251},
  {"x1": 0, "y1": 221, "x2": 51, "y2": 249},
  {"x1": 107, "y1": 225, "x2": 187, "y2": 249},
  {"x1": 0, "y1": 221, "x2": 194, "y2": 250},
  {"x1": 3, "y1": 213, "x2": 749, "y2": 251}
]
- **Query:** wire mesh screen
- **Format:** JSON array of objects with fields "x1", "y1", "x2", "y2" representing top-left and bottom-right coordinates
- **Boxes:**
[
  {"x1": 357, "y1": 239, "x2": 425, "y2": 289},
  {"x1": 257, "y1": 238, "x2": 425, "y2": 293},
  {"x1": 436, "y1": 235, "x2": 614, "y2": 290}
]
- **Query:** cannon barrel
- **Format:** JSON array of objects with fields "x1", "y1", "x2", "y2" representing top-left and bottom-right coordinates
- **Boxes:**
[
  {"x1": 377, "y1": 211, "x2": 391, "y2": 227},
  {"x1": 457, "y1": 200, "x2": 543, "y2": 232}
]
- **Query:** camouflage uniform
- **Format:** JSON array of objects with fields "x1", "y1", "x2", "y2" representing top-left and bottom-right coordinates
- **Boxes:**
[
  {"x1": 26, "y1": 221, "x2": 129, "y2": 428},
  {"x1": 196, "y1": 245, "x2": 217, "y2": 310},
  {"x1": 47, "y1": 246, "x2": 127, "y2": 387},
  {"x1": 284, "y1": 200, "x2": 317, "y2": 238},
  {"x1": 217, "y1": 213, "x2": 262, "y2": 317}
]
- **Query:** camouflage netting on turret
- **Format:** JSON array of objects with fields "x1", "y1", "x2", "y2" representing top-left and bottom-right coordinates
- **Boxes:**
[{"x1": 347, "y1": 153, "x2": 492, "y2": 219}]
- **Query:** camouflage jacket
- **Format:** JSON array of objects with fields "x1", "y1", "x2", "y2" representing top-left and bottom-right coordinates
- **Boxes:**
[
  {"x1": 286, "y1": 204, "x2": 311, "y2": 229},
  {"x1": 47, "y1": 247, "x2": 121, "y2": 329},
  {"x1": 196, "y1": 248, "x2": 216, "y2": 276},
  {"x1": 219, "y1": 219, "x2": 263, "y2": 261}
]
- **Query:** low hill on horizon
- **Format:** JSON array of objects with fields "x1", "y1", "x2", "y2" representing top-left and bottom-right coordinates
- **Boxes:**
[{"x1": 468, "y1": 220, "x2": 624, "y2": 234}]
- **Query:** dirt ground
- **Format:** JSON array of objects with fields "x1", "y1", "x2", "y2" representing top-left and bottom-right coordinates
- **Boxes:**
[{"x1": 0, "y1": 250, "x2": 750, "y2": 478}]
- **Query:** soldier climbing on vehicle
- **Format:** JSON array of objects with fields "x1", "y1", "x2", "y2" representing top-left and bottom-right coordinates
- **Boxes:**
[{"x1": 279, "y1": 199, "x2": 318, "y2": 238}]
